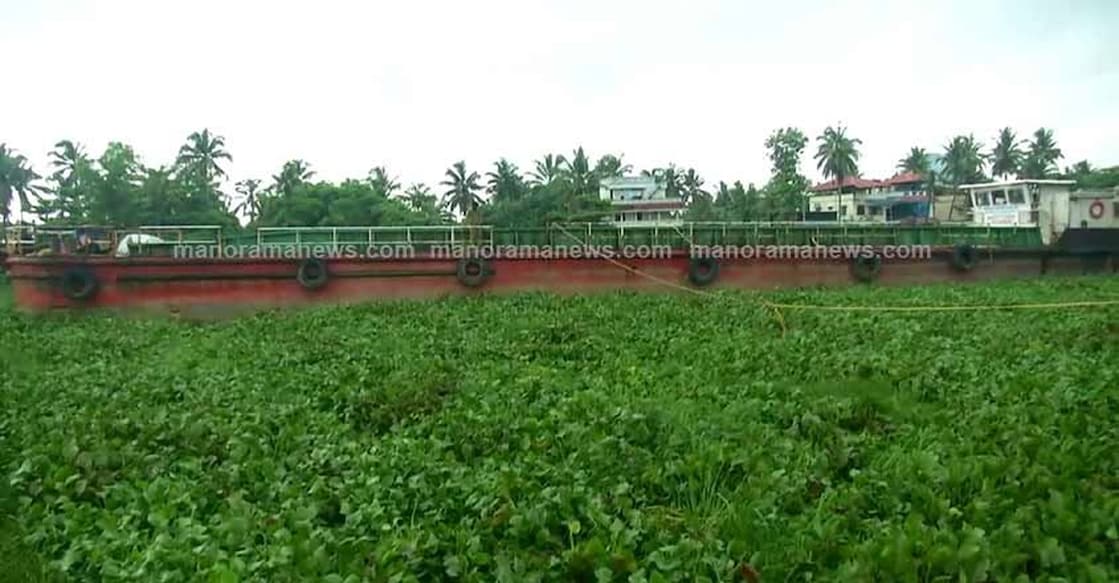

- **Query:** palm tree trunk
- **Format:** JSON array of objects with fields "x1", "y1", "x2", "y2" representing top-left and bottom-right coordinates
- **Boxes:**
[
  {"x1": 948, "y1": 184, "x2": 957, "y2": 222},
  {"x1": 466, "y1": 205, "x2": 480, "y2": 244}
]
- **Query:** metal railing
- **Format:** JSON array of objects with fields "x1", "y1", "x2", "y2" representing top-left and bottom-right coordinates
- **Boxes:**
[
  {"x1": 3, "y1": 221, "x2": 1049, "y2": 259},
  {"x1": 253, "y1": 225, "x2": 495, "y2": 249},
  {"x1": 113, "y1": 225, "x2": 224, "y2": 256}
]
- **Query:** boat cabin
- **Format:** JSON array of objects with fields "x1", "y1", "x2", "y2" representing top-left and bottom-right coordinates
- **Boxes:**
[{"x1": 959, "y1": 179, "x2": 1076, "y2": 245}]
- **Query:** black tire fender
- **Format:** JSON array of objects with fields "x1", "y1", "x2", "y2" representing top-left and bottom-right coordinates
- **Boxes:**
[
  {"x1": 949, "y1": 244, "x2": 978, "y2": 272},
  {"x1": 851, "y1": 254, "x2": 882, "y2": 283},
  {"x1": 688, "y1": 257, "x2": 719, "y2": 287},
  {"x1": 61, "y1": 267, "x2": 99, "y2": 301},
  {"x1": 297, "y1": 258, "x2": 330, "y2": 290},
  {"x1": 456, "y1": 257, "x2": 490, "y2": 287}
]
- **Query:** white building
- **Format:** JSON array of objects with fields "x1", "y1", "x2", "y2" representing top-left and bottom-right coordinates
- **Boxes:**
[
  {"x1": 807, "y1": 173, "x2": 932, "y2": 223},
  {"x1": 598, "y1": 176, "x2": 685, "y2": 225}
]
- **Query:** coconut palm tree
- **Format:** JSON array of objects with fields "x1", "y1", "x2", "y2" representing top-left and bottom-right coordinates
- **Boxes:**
[
  {"x1": 530, "y1": 154, "x2": 567, "y2": 186},
  {"x1": 403, "y1": 183, "x2": 438, "y2": 212},
  {"x1": 440, "y1": 161, "x2": 484, "y2": 223},
  {"x1": 814, "y1": 125, "x2": 862, "y2": 222},
  {"x1": 1067, "y1": 160, "x2": 1092, "y2": 177},
  {"x1": 41, "y1": 140, "x2": 92, "y2": 222},
  {"x1": 176, "y1": 129, "x2": 232, "y2": 183},
  {"x1": 271, "y1": 160, "x2": 315, "y2": 197},
  {"x1": 941, "y1": 135, "x2": 986, "y2": 220},
  {"x1": 989, "y1": 128, "x2": 1024, "y2": 180},
  {"x1": 49, "y1": 140, "x2": 88, "y2": 184},
  {"x1": 368, "y1": 166, "x2": 401, "y2": 197},
  {"x1": 563, "y1": 147, "x2": 595, "y2": 200},
  {"x1": 0, "y1": 144, "x2": 44, "y2": 234},
  {"x1": 486, "y1": 159, "x2": 526, "y2": 204},
  {"x1": 1021, "y1": 128, "x2": 1063, "y2": 179},
  {"x1": 1064, "y1": 160, "x2": 1093, "y2": 184},
  {"x1": 941, "y1": 135, "x2": 986, "y2": 187},
  {"x1": 895, "y1": 146, "x2": 940, "y2": 219},
  {"x1": 593, "y1": 154, "x2": 631, "y2": 180},
  {"x1": 897, "y1": 147, "x2": 930, "y2": 175},
  {"x1": 234, "y1": 179, "x2": 263, "y2": 223}
]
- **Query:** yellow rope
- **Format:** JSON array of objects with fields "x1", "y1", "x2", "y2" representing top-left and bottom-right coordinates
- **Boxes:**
[
  {"x1": 550, "y1": 223, "x2": 1119, "y2": 317},
  {"x1": 764, "y1": 299, "x2": 1119, "y2": 312}
]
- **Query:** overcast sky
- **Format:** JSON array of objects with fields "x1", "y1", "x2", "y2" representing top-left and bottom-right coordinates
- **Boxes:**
[{"x1": 3, "y1": 0, "x2": 1117, "y2": 203}]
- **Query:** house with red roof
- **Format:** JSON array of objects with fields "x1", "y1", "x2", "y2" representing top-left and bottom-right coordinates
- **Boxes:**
[{"x1": 807, "y1": 172, "x2": 931, "y2": 222}]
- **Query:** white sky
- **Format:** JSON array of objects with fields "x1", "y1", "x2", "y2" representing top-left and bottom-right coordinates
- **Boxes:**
[{"x1": 3, "y1": 0, "x2": 1117, "y2": 207}]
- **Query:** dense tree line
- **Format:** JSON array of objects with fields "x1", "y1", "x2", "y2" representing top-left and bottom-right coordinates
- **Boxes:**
[{"x1": 2, "y1": 126, "x2": 1116, "y2": 234}]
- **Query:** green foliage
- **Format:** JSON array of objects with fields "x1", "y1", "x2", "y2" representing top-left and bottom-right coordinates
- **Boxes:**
[
  {"x1": 0, "y1": 143, "x2": 46, "y2": 227},
  {"x1": 530, "y1": 154, "x2": 566, "y2": 186},
  {"x1": 1021, "y1": 128, "x2": 1063, "y2": 180},
  {"x1": 593, "y1": 154, "x2": 631, "y2": 180},
  {"x1": 1064, "y1": 162, "x2": 1119, "y2": 190},
  {"x1": 481, "y1": 150, "x2": 624, "y2": 227},
  {"x1": 765, "y1": 127, "x2": 811, "y2": 219},
  {"x1": 897, "y1": 146, "x2": 931, "y2": 176},
  {"x1": 482, "y1": 180, "x2": 611, "y2": 227},
  {"x1": 31, "y1": 133, "x2": 241, "y2": 229},
  {"x1": 815, "y1": 125, "x2": 862, "y2": 185},
  {"x1": 2, "y1": 278, "x2": 1118, "y2": 581},
  {"x1": 989, "y1": 128, "x2": 1024, "y2": 179},
  {"x1": 254, "y1": 179, "x2": 439, "y2": 228},
  {"x1": 441, "y1": 161, "x2": 485, "y2": 222},
  {"x1": 485, "y1": 159, "x2": 527, "y2": 205},
  {"x1": 942, "y1": 135, "x2": 987, "y2": 187}
]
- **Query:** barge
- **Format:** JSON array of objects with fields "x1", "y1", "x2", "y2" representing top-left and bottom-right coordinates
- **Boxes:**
[{"x1": 4, "y1": 180, "x2": 1118, "y2": 318}]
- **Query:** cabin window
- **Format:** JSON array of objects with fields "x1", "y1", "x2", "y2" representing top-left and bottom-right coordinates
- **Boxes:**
[
  {"x1": 975, "y1": 191, "x2": 991, "y2": 206},
  {"x1": 1008, "y1": 188, "x2": 1025, "y2": 204},
  {"x1": 990, "y1": 190, "x2": 1007, "y2": 205},
  {"x1": 856, "y1": 205, "x2": 866, "y2": 216}
]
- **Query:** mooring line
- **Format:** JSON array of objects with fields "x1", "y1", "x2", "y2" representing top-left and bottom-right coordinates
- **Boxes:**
[{"x1": 550, "y1": 222, "x2": 1119, "y2": 327}]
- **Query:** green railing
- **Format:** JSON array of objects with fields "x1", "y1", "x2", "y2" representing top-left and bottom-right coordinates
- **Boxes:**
[
  {"x1": 16, "y1": 222, "x2": 1045, "y2": 258},
  {"x1": 487, "y1": 222, "x2": 1043, "y2": 249},
  {"x1": 250, "y1": 225, "x2": 494, "y2": 249}
]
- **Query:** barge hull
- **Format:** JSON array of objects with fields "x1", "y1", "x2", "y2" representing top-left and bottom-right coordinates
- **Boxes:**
[{"x1": 7, "y1": 250, "x2": 1116, "y2": 318}]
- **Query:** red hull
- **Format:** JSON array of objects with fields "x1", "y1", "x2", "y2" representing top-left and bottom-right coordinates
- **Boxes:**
[{"x1": 6, "y1": 251, "x2": 1113, "y2": 318}]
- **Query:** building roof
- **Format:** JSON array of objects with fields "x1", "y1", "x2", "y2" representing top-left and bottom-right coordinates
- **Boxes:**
[
  {"x1": 883, "y1": 172, "x2": 924, "y2": 185},
  {"x1": 811, "y1": 172, "x2": 929, "y2": 192},
  {"x1": 810, "y1": 176, "x2": 883, "y2": 192},
  {"x1": 958, "y1": 179, "x2": 1076, "y2": 190}
]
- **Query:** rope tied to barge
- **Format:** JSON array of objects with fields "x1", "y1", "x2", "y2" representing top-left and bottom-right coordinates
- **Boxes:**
[{"x1": 549, "y1": 223, "x2": 1119, "y2": 335}]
